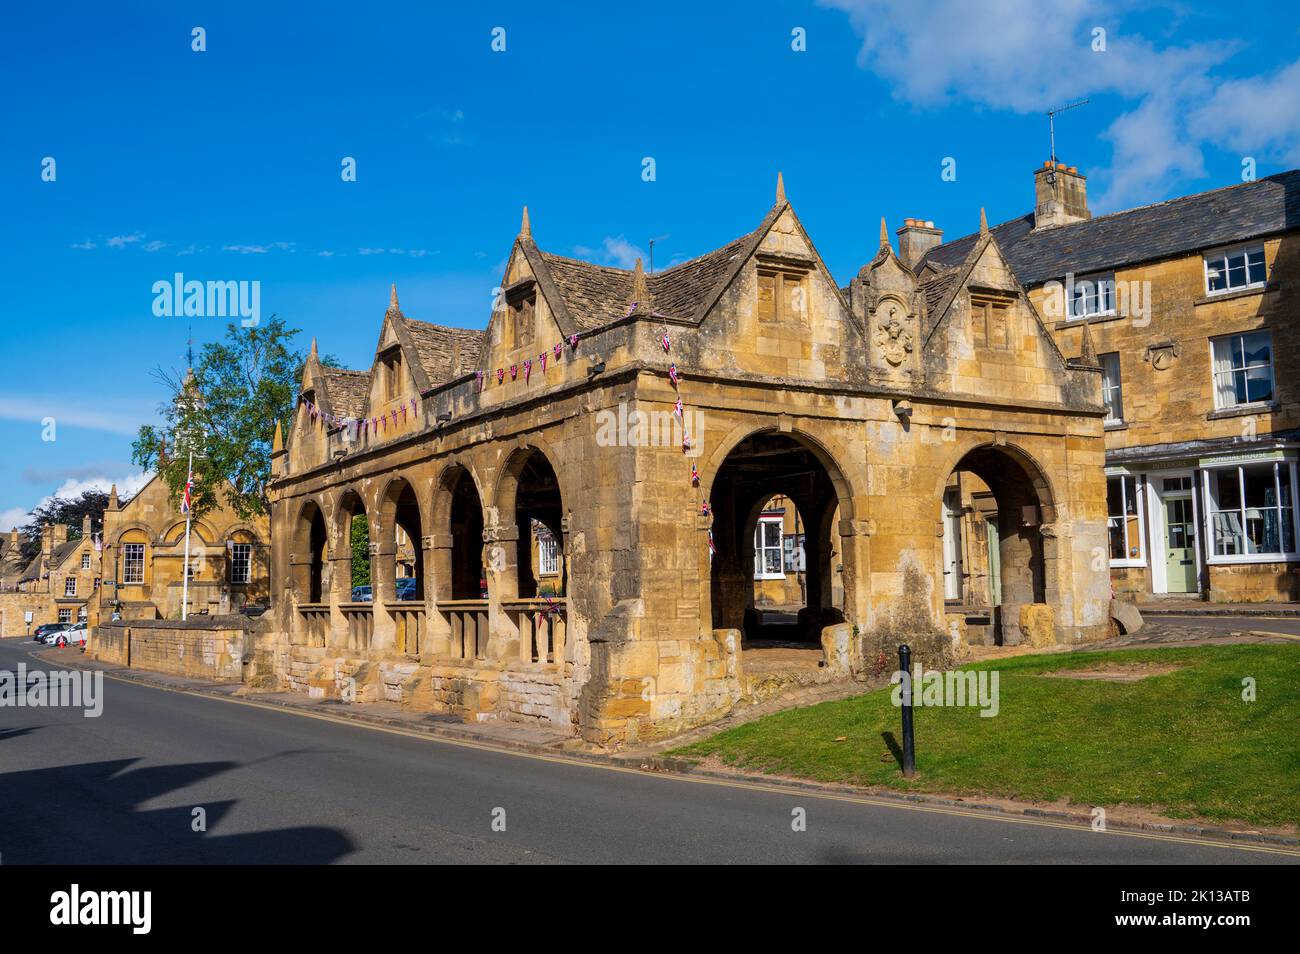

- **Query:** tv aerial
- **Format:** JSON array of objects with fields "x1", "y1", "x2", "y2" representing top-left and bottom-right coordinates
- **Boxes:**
[{"x1": 1045, "y1": 99, "x2": 1089, "y2": 183}]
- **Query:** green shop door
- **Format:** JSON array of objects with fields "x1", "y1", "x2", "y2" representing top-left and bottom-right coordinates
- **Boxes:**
[{"x1": 1164, "y1": 497, "x2": 1197, "y2": 593}]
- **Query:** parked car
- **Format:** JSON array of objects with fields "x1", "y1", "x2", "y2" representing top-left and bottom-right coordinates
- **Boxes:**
[
  {"x1": 32, "y1": 623, "x2": 63, "y2": 642},
  {"x1": 395, "y1": 577, "x2": 419, "y2": 601},
  {"x1": 350, "y1": 584, "x2": 373, "y2": 603},
  {"x1": 44, "y1": 622, "x2": 87, "y2": 647},
  {"x1": 55, "y1": 623, "x2": 88, "y2": 648}
]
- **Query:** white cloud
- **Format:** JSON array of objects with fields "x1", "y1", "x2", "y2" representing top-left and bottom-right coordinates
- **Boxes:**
[
  {"x1": 223, "y1": 241, "x2": 294, "y2": 254},
  {"x1": 572, "y1": 235, "x2": 646, "y2": 270},
  {"x1": 106, "y1": 232, "x2": 145, "y2": 248},
  {"x1": 70, "y1": 240, "x2": 96, "y2": 250},
  {"x1": 1189, "y1": 59, "x2": 1300, "y2": 167},
  {"x1": 0, "y1": 394, "x2": 150, "y2": 437},
  {"x1": 0, "y1": 470, "x2": 150, "y2": 532},
  {"x1": 141, "y1": 240, "x2": 168, "y2": 252},
  {"x1": 820, "y1": 0, "x2": 1294, "y2": 209}
]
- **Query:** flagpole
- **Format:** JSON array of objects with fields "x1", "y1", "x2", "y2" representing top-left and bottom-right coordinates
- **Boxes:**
[{"x1": 182, "y1": 449, "x2": 192, "y2": 621}]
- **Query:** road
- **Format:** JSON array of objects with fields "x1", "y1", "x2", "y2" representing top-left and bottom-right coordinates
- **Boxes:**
[{"x1": 0, "y1": 633, "x2": 1294, "y2": 864}]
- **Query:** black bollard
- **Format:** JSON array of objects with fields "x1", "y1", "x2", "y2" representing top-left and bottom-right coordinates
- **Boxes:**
[{"x1": 898, "y1": 643, "x2": 916, "y2": 777}]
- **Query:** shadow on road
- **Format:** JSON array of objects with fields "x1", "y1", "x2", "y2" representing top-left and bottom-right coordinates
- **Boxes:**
[{"x1": 0, "y1": 756, "x2": 354, "y2": 864}]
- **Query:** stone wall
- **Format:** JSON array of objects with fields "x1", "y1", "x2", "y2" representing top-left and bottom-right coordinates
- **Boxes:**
[{"x1": 89, "y1": 617, "x2": 256, "y2": 681}]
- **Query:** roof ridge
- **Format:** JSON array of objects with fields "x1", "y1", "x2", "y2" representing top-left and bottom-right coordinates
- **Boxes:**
[{"x1": 937, "y1": 168, "x2": 1300, "y2": 257}]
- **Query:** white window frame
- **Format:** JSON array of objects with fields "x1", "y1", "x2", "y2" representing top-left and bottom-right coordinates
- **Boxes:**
[
  {"x1": 537, "y1": 533, "x2": 559, "y2": 577},
  {"x1": 122, "y1": 543, "x2": 145, "y2": 584},
  {"x1": 754, "y1": 514, "x2": 786, "y2": 580},
  {"x1": 63, "y1": 576, "x2": 77, "y2": 597},
  {"x1": 1100, "y1": 351, "x2": 1123, "y2": 423},
  {"x1": 1107, "y1": 473, "x2": 1147, "y2": 567},
  {"x1": 58, "y1": 608, "x2": 73, "y2": 624},
  {"x1": 1204, "y1": 243, "x2": 1266, "y2": 295},
  {"x1": 81, "y1": 552, "x2": 91, "y2": 569},
  {"x1": 1202, "y1": 460, "x2": 1299, "y2": 563},
  {"x1": 230, "y1": 542, "x2": 252, "y2": 585},
  {"x1": 1066, "y1": 272, "x2": 1116, "y2": 320},
  {"x1": 1210, "y1": 330, "x2": 1275, "y2": 410}
]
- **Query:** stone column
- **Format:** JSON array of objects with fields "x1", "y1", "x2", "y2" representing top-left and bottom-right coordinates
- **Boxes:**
[{"x1": 484, "y1": 522, "x2": 521, "y2": 660}]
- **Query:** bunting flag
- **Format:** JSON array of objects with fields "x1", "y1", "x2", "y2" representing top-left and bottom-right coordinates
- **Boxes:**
[
  {"x1": 682, "y1": 431, "x2": 691, "y2": 453},
  {"x1": 510, "y1": 364, "x2": 518, "y2": 380},
  {"x1": 554, "y1": 342, "x2": 562, "y2": 359},
  {"x1": 691, "y1": 462, "x2": 699, "y2": 486},
  {"x1": 476, "y1": 370, "x2": 485, "y2": 391},
  {"x1": 497, "y1": 368, "x2": 505, "y2": 384},
  {"x1": 569, "y1": 334, "x2": 578, "y2": 349},
  {"x1": 660, "y1": 329, "x2": 671, "y2": 352},
  {"x1": 523, "y1": 358, "x2": 532, "y2": 382},
  {"x1": 707, "y1": 528, "x2": 716, "y2": 562},
  {"x1": 674, "y1": 397, "x2": 684, "y2": 419},
  {"x1": 668, "y1": 362, "x2": 679, "y2": 387},
  {"x1": 539, "y1": 352, "x2": 547, "y2": 372},
  {"x1": 410, "y1": 397, "x2": 418, "y2": 418},
  {"x1": 700, "y1": 500, "x2": 710, "y2": 516}
]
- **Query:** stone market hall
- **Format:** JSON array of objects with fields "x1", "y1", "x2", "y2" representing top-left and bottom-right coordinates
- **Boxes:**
[{"x1": 268, "y1": 176, "x2": 1111, "y2": 745}]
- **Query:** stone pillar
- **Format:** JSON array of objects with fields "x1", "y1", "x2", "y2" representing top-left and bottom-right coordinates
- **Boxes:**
[
  {"x1": 424, "y1": 533, "x2": 452, "y2": 655},
  {"x1": 370, "y1": 537, "x2": 396, "y2": 650},
  {"x1": 484, "y1": 522, "x2": 520, "y2": 659}
]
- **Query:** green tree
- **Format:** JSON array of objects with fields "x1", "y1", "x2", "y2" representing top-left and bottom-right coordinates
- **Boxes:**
[
  {"x1": 17, "y1": 489, "x2": 120, "y2": 562},
  {"x1": 350, "y1": 514, "x2": 371, "y2": 590},
  {"x1": 131, "y1": 317, "x2": 311, "y2": 520}
]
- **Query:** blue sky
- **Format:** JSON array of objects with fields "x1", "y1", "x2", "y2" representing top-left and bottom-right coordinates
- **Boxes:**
[{"x1": 2, "y1": 0, "x2": 1298, "y2": 526}]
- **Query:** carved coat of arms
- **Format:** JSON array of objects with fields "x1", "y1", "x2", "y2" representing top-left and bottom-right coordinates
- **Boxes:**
[{"x1": 874, "y1": 305, "x2": 913, "y2": 367}]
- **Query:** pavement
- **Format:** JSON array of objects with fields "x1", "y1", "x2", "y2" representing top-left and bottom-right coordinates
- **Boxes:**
[{"x1": 1, "y1": 630, "x2": 1297, "y2": 864}]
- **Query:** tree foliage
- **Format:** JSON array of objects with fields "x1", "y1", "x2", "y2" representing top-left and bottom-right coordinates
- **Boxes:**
[
  {"x1": 17, "y1": 489, "x2": 121, "y2": 562},
  {"x1": 350, "y1": 515, "x2": 371, "y2": 590},
  {"x1": 131, "y1": 317, "x2": 310, "y2": 520}
]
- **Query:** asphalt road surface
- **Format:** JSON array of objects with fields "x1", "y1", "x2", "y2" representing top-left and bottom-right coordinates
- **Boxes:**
[{"x1": 0, "y1": 635, "x2": 1294, "y2": 865}]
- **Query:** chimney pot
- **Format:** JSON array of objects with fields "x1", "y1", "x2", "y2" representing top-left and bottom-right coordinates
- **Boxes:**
[
  {"x1": 895, "y1": 218, "x2": 944, "y2": 268},
  {"x1": 1033, "y1": 160, "x2": 1090, "y2": 230}
]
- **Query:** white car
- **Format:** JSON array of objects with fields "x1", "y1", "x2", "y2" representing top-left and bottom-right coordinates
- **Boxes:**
[{"x1": 44, "y1": 622, "x2": 87, "y2": 647}]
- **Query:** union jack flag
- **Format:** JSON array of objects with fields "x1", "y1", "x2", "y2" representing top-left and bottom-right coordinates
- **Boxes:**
[{"x1": 181, "y1": 471, "x2": 194, "y2": 515}]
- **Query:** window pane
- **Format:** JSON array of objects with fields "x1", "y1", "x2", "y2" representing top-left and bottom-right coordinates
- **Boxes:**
[
  {"x1": 1245, "y1": 366, "x2": 1274, "y2": 403},
  {"x1": 1217, "y1": 469, "x2": 1241, "y2": 510},
  {"x1": 1242, "y1": 331, "x2": 1271, "y2": 367},
  {"x1": 1246, "y1": 249, "x2": 1266, "y2": 285},
  {"x1": 1207, "y1": 260, "x2": 1226, "y2": 291},
  {"x1": 764, "y1": 521, "x2": 781, "y2": 547}
]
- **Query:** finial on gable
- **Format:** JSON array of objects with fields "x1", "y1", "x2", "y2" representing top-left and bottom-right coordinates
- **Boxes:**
[
  {"x1": 520, "y1": 205, "x2": 531, "y2": 238},
  {"x1": 879, "y1": 217, "x2": 890, "y2": 249},
  {"x1": 979, "y1": 207, "x2": 989, "y2": 236},
  {"x1": 388, "y1": 284, "x2": 400, "y2": 313},
  {"x1": 775, "y1": 171, "x2": 786, "y2": 205},
  {"x1": 631, "y1": 257, "x2": 651, "y2": 307},
  {"x1": 310, "y1": 336, "x2": 318, "y2": 358},
  {"x1": 1079, "y1": 320, "x2": 1099, "y2": 367},
  {"x1": 108, "y1": 484, "x2": 119, "y2": 511},
  {"x1": 273, "y1": 419, "x2": 284, "y2": 453}
]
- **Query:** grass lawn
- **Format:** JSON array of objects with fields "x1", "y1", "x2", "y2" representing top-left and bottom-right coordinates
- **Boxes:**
[{"x1": 669, "y1": 643, "x2": 1300, "y2": 829}]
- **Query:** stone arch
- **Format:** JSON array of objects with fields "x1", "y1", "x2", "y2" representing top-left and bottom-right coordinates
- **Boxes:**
[
  {"x1": 492, "y1": 443, "x2": 568, "y2": 601},
  {"x1": 162, "y1": 519, "x2": 218, "y2": 546},
  {"x1": 291, "y1": 498, "x2": 329, "y2": 603},
  {"x1": 431, "y1": 459, "x2": 488, "y2": 601},
  {"x1": 375, "y1": 474, "x2": 425, "y2": 603},
  {"x1": 934, "y1": 438, "x2": 1060, "y2": 646},
  {"x1": 704, "y1": 425, "x2": 858, "y2": 643},
  {"x1": 335, "y1": 487, "x2": 371, "y2": 602},
  {"x1": 111, "y1": 523, "x2": 160, "y2": 547}
]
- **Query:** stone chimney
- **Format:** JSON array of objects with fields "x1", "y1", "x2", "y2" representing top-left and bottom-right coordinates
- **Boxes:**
[
  {"x1": 82, "y1": 513, "x2": 92, "y2": 538},
  {"x1": 1034, "y1": 161, "x2": 1090, "y2": 230},
  {"x1": 896, "y1": 218, "x2": 944, "y2": 268}
]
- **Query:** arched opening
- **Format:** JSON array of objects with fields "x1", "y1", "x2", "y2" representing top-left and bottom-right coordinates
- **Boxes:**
[
  {"x1": 294, "y1": 502, "x2": 328, "y2": 603},
  {"x1": 444, "y1": 468, "x2": 485, "y2": 600},
  {"x1": 710, "y1": 432, "x2": 846, "y2": 645},
  {"x1": 940, "y1": 445, "x2": 1054, "y2": 646},
  {"x1": 499, "y1": 449, "x2": 566, "y2": 600},
  {"x1": 379, "y1": 478, "x2": 424, "y2": 603},
  {"x1": 338, "y1": 490, "x2": 371, "y2": 602}
]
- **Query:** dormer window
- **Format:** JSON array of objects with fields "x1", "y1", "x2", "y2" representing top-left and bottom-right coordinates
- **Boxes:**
[
  {"x1": 380, "y1": 348, "x2": 403, "y2": 402},
  {"x1": 970, "y1": 293, "x2": 1014, "y2": 349},
  {"x1": 756, "y1": 267, "x2": 808, "y2": 324}
]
